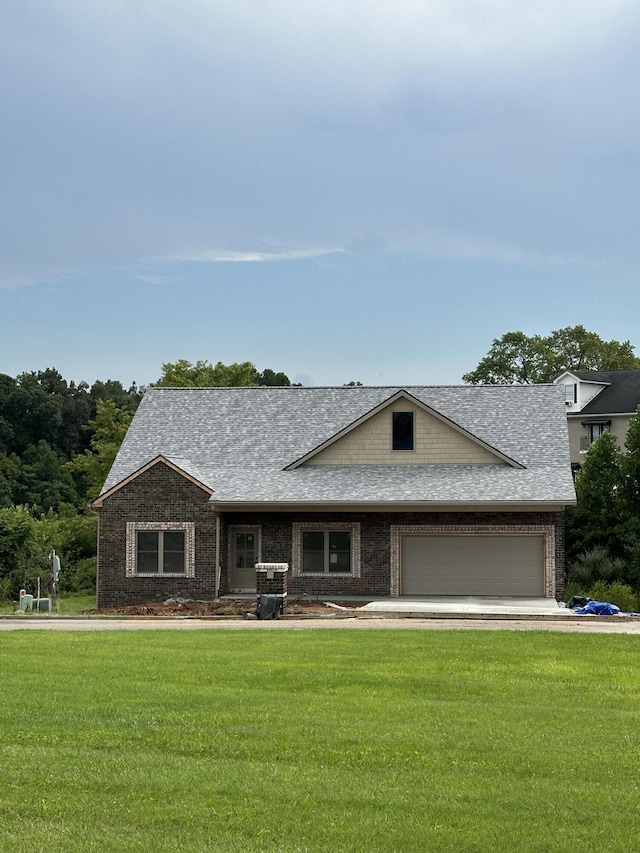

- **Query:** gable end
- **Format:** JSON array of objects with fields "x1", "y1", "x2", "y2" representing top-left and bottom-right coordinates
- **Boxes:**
[
  {"x1": 286, "y1": 390, "x2": 524, "y2": 469},
  {"x1": 91, "y1": 455, "x2": 214, "y2": 508}
]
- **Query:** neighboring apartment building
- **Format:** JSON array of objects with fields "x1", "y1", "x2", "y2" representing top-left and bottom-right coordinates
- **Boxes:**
[{"x1": 554, "y1": 369, "x2": 640, "y2": 466}]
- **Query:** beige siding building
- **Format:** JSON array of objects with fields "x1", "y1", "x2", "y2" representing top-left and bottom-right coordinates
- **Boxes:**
[{"x1": 554, "y1": 369, "x2": 640, "y2": 466}]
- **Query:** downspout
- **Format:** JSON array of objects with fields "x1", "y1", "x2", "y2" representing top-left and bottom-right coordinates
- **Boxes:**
[
  {"x1": 214, "y1": 512, "x2": 221, "y2": 599},
  {"x1": 89, "y1": 505, "x2": 100, "y2": 607}
]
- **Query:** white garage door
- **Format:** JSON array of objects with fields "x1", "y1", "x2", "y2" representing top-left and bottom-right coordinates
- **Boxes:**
[{"x1": 401, "y1": 534, "x2": 545, "y2": 596}]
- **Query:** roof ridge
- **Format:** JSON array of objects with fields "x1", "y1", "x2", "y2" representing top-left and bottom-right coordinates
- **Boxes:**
[{"x1": 146, "y1": 383, "x2": 560, "y2": 391}]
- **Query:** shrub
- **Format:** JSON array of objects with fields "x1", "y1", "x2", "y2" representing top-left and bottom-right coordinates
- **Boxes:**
[
  {"x1": 564, "y1": 580, "x2": 639, "y2": 612},
  {"x1": 588, "y1": 581, "x2": 639, "y2": 613},
  {"x1": 0, "y1": 505, "x2": 49, "y2": 600},
  {"x1": 567, "y1": 546, "x2": 626, "y2": 588},
  {"x1": 57, "y1": 556, "x2": 96, "y2": 595}
]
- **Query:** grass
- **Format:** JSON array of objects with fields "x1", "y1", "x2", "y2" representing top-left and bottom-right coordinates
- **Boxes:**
[
  {"x1": 0, "y1": 630, "x2": 639, "y2": 852},
  {"x1": 0, "y1": 591, "x2": 96, "y2": 616},
  {"x1": 54, "y1": 592, "x2": 96, "y2": 614}
]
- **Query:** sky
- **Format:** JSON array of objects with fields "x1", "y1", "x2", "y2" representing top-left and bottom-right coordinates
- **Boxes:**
[{"x1": 1, "y1": 0, "x2": 639, "y2": 388}]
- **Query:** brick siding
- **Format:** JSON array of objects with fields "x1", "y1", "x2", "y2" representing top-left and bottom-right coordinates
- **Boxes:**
[
  {"x1": 225, "y1": 510, "x2": 566, "y2": 600},
  {"x1": 97, "y1": 462, "x2": 218, "y2": 606},
  {"x1": 97, "y1": 463, "x2": 566, "y2": 605}
]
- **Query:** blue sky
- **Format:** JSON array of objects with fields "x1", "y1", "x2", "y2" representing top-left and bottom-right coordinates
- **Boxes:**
[{"x1": 2, "y1": 1, "x2": 639, "y2": 388}]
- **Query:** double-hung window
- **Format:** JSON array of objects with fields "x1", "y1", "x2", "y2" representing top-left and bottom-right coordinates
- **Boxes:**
[
  {"x1": 302, "y1": 530, "x2": 351, "y2": 574},
  {"x1": 579, "y1": 421, "x2": 610, "y2": 452},
  {"x1": 126, "y1": 522, "x2": 195, "y2": 577},
  {"x1": 588, "y1": 423, "x2": 608, "y2": 443},
  {"x1": 137, "y1": 531, "x2": 185, "y2": 574},
  {"x1": 292, "y1": 523, "x2": 360, "y2": 577},
  {"x1": 564, "y1": 383, "x2": 577, "y2": 405}
]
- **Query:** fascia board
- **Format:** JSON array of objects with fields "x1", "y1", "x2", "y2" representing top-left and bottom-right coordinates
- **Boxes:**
[{"x1": 554, "y1": 370, "x2": 580, "y2": 383}]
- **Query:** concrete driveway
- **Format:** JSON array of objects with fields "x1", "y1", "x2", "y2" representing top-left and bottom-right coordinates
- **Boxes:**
[{"x1": 358, "y1": 596, "x2": 569, "y2": 617}]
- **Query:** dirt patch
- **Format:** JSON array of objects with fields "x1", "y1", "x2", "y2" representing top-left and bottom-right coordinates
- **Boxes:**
[{"x1": 83, "y1": 598, "x2": 362, "y2": 618}]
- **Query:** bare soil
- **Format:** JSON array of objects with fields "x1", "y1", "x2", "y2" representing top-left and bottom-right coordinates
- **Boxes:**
[{"x1": 83, "y1": 598, "x2": 362, "y2": 618}]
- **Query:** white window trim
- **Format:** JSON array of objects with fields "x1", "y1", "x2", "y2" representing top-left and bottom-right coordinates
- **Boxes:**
[
  {"x1": 389, "y1": 523, "x2": 556, "y2": 598},
  {"x1": 292, "y1": 522, "x2": 361, "y2": 578},
  {"x1": 126, "y1": 521, "x2": 195, "y2": 578},
  {"x1": 564, "y1": 383, "x2": 577, "y2": 405}
]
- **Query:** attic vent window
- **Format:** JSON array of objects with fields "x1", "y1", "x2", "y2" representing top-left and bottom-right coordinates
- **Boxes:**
[{"x1": 392, "y1": 411, "x2": 414, "y2": 451}]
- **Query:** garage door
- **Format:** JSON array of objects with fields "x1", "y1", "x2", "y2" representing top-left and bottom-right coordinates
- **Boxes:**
[{"x1": 401, "y1": 534, "x2": 544, "y2": 596}]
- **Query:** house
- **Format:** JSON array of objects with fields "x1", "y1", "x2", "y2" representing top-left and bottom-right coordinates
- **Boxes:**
[
  {"x1": 92, "y1": 384, "x2": 576, "y2": 606},
  {"x1": 554, "y1": 369, "x2": 640, "y2": 466}
]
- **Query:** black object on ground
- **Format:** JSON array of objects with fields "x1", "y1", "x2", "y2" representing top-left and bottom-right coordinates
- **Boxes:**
[{"x1": 258, "y1": 594, "x2": 284, "y2": 620}]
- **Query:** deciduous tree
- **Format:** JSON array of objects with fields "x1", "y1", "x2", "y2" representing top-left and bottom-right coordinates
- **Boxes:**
[
  {"x1": 565, "y1": 430, "x2": 640, "y2": 584},
  {"x1": 463, "y1": 326, "x2": 640, "y2": 384},
  {"x1": 156, "y1": 359, "x2": 292, "y2": 387},
  {"x1": 68, "y1": 400, "x2": 134, "y2": 500}
]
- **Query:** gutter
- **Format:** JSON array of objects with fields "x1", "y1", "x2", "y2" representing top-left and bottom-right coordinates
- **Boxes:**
[
  {"x1": 210, "y1": 500, "x2": 576, "y2": 512},
  {"x1": 567, "y1": 411, "x2": 638, "y2": 418}
]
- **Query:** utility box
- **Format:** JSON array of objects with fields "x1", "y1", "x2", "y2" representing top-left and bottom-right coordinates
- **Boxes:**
[
  {"x1": 20, "y1": 594, "x2": 34, "y2": 612},
  {"x1": 33, "y1": 598, "x2": 52, "y2": 612}
]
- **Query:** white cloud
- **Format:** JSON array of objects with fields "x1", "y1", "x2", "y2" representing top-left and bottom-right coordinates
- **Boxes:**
[
  {"x1": 14, "y1": 1, "x2": 638, "y2": 100},
  {"x1": 165, "y1": 246, "x2": 344, "y2": 264}
]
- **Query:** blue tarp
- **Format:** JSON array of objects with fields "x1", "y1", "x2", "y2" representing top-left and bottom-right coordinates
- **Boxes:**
[{"x1": 574, "y1": 600, "x2": 620, "y2": 616}]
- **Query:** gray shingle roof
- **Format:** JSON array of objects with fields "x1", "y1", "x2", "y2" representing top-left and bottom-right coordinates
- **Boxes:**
[{"x1": 100, "y1": 384, "x2": 576, "y2": 506}]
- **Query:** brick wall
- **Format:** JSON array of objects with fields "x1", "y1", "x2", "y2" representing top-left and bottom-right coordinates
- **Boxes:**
[
  {"x1": 97, "y1": 462, "x2": 219, "y2": 606},
  {"x1": 222, "y1": 510, "x2": 567, "y2": 599},
  {"x1": 98, "y1": 470, "x2": 566, "y2": 604}
]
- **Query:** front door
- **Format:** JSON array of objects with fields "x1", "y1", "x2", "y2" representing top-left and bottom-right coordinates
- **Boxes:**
[{"x1": 230, "y1": 529, "x2": 259, "y2": 591}]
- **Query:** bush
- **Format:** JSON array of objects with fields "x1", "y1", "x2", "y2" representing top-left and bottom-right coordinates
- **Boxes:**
[
  {"x1": 57, "y1": 556, "x2": 96, "y2": 595},
  {"x1": 0, "y1": 505, "x2": 98, "y2": 601},
  {"x1": 588, "y1": 581, "x2": 639, "y2": 612},
  {"x1": 564, "y1": 580, "x2": 639, "y2": 612},
  {"x1": 0, "y1": 505, "x2": 49, "y2": 600},
  {"x1": 567, "y1": 546, "x2": 627, "y2": 588}
]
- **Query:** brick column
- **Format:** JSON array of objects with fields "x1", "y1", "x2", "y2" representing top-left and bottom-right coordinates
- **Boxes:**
[{"x1": 256, "y1": 562, "x2": 288, "y2": 616}]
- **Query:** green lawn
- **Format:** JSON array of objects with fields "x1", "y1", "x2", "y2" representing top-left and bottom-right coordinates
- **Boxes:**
[{"x1": 0, "y1": 630, "x2": 638, "y2": 852}]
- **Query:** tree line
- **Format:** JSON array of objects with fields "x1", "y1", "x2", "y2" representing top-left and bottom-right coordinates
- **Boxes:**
[
  {"x1": 0, "y1": 369, "x2": 143, "y2": 599},
  {"x1": 0, "y1": 360, "x2": 293, "y2": 600}
]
